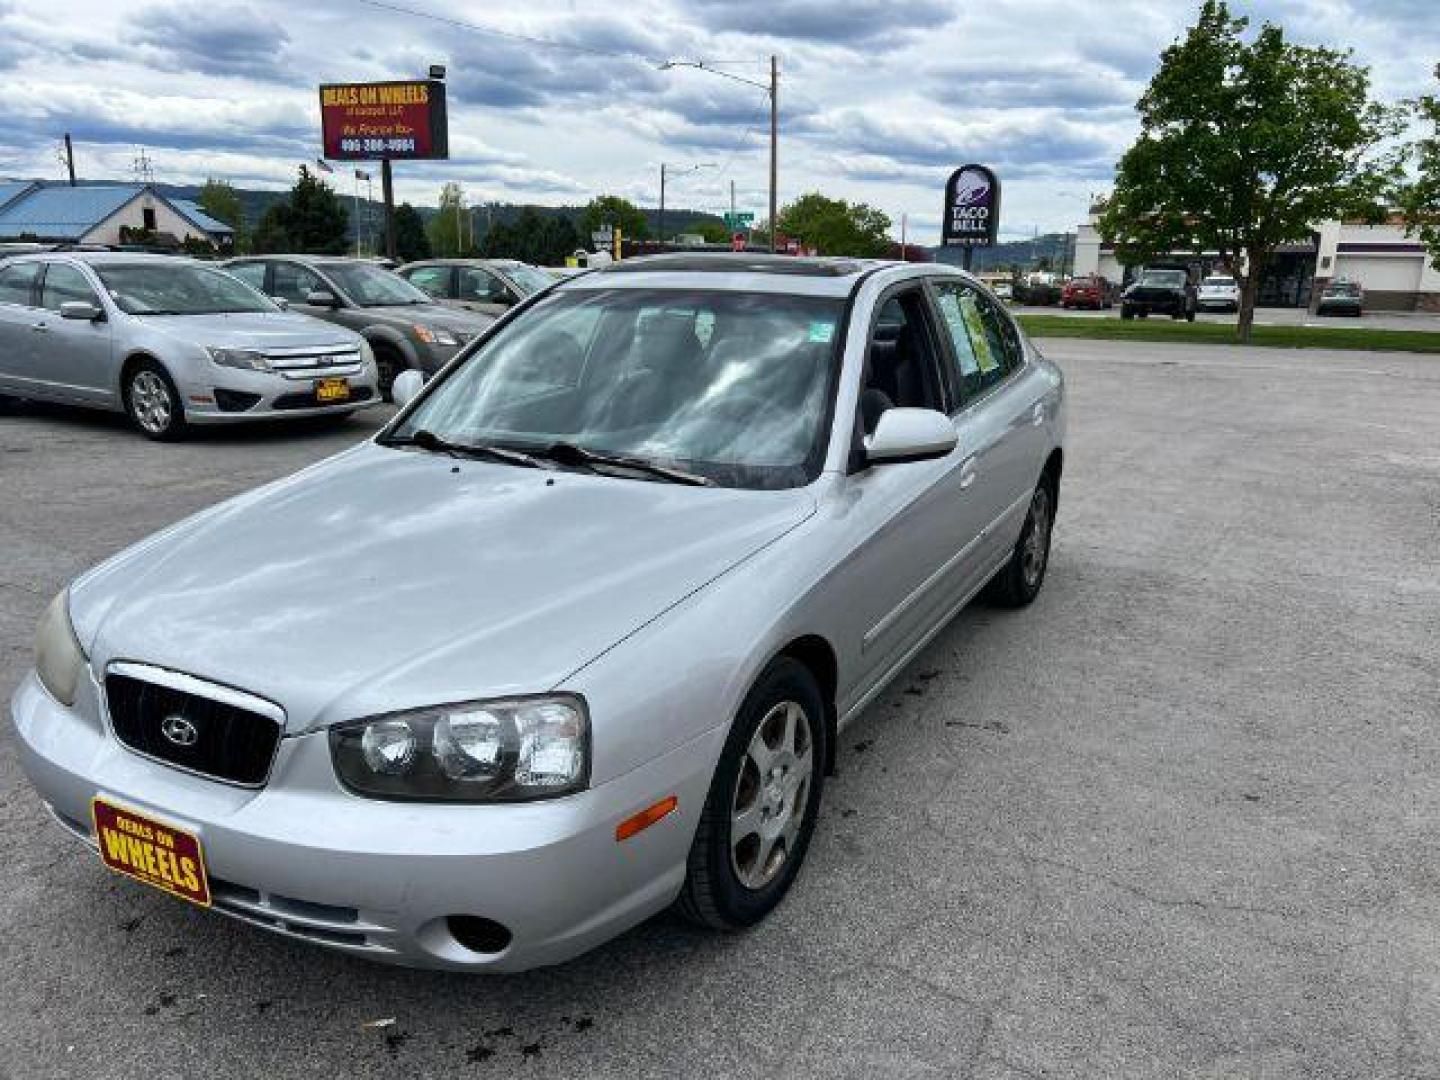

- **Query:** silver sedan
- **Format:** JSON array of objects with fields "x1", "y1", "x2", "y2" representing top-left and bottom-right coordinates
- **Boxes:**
[
  {"x1": 0, "y1": 252, "x2": 379, "y2": 439},
  {"x1": 13, "y1": 254, "x2": 1065, "y2": 970}
]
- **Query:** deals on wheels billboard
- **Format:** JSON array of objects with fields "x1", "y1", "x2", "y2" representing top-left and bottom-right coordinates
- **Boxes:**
[
  {"x1": 941, "y1": 164, "x2": 1001, "y2": 248},
  {"x1": 319, "y1": 80, "x2": 449, "y2": 160}
]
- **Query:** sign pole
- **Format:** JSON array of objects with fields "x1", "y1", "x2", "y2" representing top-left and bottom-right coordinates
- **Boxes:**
[
  {"x1": 768, "y1": 54, "x2": 778, "y2": 254},
  {"x1": 381, "y1": 159, "x2": 396, "y2": 261}
]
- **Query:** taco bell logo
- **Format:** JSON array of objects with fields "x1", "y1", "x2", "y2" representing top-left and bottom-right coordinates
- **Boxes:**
[{"x1": 942, "y1": 164, "x2": 1001, "y2": 248}]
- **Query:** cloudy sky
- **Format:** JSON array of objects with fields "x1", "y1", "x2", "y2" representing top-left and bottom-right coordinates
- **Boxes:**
[{"x1": 2, "y1": 0, "x2": 1436, "y2": 242}]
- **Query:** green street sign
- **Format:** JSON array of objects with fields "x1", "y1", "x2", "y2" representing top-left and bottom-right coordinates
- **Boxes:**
[{"x1": 724, "y1": 211, "x2": 755, "y2": 229}]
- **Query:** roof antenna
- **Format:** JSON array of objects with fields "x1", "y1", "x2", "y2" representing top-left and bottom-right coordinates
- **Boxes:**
[{"x1": 132, "y1": 147, "x2": 154, "y2": 186}]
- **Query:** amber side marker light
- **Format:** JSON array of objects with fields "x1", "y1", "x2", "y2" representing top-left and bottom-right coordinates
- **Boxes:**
[{"x1": 616, "y1": 796, "x2": 678, "y2": 842}]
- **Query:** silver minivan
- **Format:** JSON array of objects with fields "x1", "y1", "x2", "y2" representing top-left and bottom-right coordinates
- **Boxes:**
[{"x1": 0, "y1": 252, "x2": 379, "y2": 440}]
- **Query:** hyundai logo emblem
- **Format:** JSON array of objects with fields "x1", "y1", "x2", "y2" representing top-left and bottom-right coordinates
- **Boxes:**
[{"x1": 160, "y1": 714, "x2": 200, "y2": 747}]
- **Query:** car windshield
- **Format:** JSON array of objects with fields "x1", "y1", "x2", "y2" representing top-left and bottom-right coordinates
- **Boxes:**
[
  {"x1": 318, "y1": 262, "x2": 430, "y2": 307},
  {"x1": 500, "y1": 263, "x2": 554, "y2": 295},
  {"x1": 1203, "y1": 277, "x2": 1236, "y2": 286},
  {"x1": 389, "y1": 288, "x2": 845, "y2": 489},
  {"x1": 1139, "y1": 270, "x2": 1186, "y2": 286},
  {"x1": 95, "y1": 262, "x2": 275, "y2": 316},
  {"x1": 1327, "y1": 282, "x2": 1360, "y2": 296}
]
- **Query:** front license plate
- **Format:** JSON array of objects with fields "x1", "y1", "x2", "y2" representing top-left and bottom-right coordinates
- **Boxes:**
[
  {"x1": 315, "y1": 378, "x2": 350, "y2": 403},
  {"x1": 91, "y1": 798, "x2": 211, "y2": 907}
]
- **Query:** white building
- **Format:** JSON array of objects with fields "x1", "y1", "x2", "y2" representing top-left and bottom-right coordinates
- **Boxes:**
[
  {"x1": 0, "y1": 182, "x2": 233, "y2": 250},
  {"x1": 1074, "y1": 207, "x2": 1440, "y2": 311}
]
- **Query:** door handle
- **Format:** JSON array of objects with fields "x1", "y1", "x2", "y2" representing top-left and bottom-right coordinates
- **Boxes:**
[
  {"x1": 1031, "y1": 402, "x2": 1045, "y2": 426},
  {"x1": 958, "y1": 456, "x2": 978, "y2": 490},
  {"x1": 31, "y1": 322, "x2": 49, "y2": 332}
]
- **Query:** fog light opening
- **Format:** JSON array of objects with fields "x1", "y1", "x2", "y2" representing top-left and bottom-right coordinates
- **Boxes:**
[{"x1": 446, "y1": 915, "x2": 513, "y2": 955}]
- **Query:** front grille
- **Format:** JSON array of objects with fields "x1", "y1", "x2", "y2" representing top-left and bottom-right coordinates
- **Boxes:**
[
  {"x1": 105, "y1": 672, "x2": 281, "y2": 786},
  {"x1": 272, "y1": 385, "x2": 373, "y2": 411}
]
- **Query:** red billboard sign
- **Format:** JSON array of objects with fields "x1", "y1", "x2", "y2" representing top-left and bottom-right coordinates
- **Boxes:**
[{"x1": 319, "y1": 80, "x2": 449, "y2": 161}]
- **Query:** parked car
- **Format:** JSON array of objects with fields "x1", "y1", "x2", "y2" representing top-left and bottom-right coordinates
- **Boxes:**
[
  {"x1": 0, "y1": 252, "x2": 378, "y2": 440},
  {"x1": 222, "y1": 255, "x2": 493, "y2": 396},
  {"x1": 14, "y1": 254, "x2": 1065, "y2": 971},
  {"x1": 991, "y1": 281, "x2": 1014, "y2": 301},
  {"x1": 398, "y1": 259, "x2": 555, "y2": 317},
  {"x1": 1316, "y1": 279, "x2": 1363, "y2": 317},
  {"x1": 1120, "y1": 267, "x2": 1195, "y2": 321},
  {"x1": 1060, "y1": 275, "x2": 1112, "y2": 310},
  {"x1": 1196, "y1": 275, "x2": 1241, "y2": 313}
]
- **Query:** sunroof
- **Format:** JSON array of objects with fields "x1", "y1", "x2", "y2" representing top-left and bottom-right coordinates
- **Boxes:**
[{"x1": 601, "y1": 254, "x2": 866, "y2": 277}]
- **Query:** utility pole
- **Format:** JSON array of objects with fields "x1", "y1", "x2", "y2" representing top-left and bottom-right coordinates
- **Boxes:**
[
  {"x1": 900, "y1": 212, "x2": 907, "y2": 258},
  {"x1": 769, "y1": 54, "x2": 778, "y2": 254},
  {"x1": 730, "y1": 179, "x2": 736, "y2": 221},
  {"x1": 659, "y1": 163, "x2": 667, "y2": 251},
  {"x1": 381, "y1": 159, "x2": 396, "y2": 261},
  {"x1": 63, "y1": 134, "x2": 76, "y2": 186}
]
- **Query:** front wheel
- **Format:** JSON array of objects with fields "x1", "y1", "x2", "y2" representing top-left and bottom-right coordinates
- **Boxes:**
[
  {"x1": 984, "y1": 478, "x2": 1056, "y2": 608},
  {"x1": 125, "y1": 361, "x2": 187, "y2": 441},
  {"x1": 1121, "y1": 306, "x2": 1134, "y2": 321},
  {"x1": 677, "y1": 658, "x2": 826, "y2": 930}
]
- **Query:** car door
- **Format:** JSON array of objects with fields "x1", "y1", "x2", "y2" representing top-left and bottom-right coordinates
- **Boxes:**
[
  {"x1": 933, "y1": 278, "x2": 1053, "y2": 565},
  {"x1": 828, "y1": 283, "x2": 982, "y2": 696},
  {"x1": 455, "y1": 266, "x2": 514, "y2": 317},
  {"x1": 34, "y1": 261, "x2": 115, "y2": 405},
  {"x1": 0, "y1": 260, "x2": 45, "y2": 397}
]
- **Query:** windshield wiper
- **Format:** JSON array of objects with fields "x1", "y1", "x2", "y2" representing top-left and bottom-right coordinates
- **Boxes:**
[
  {"x1": 530, "y1": 441, "x2": 714, "y2": 487},
  {"x1": 389, "y1": 429, "x2": 546, "y2": 469}
]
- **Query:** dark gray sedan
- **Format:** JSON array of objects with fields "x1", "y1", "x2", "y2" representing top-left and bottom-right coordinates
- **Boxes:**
[
  {"x1": 224, "y1": 255, "x2": 495, "y2": 394},
  {"x1": 397, "y1": 258, "x2": 555, "y2": 317}
]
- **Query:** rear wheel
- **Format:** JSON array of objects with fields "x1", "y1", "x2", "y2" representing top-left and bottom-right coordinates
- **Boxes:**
[
  {"x1": 125, "y1": 360, "x2": 186, "y2": 441},
  {"x1": 1121, "y1": 305, "x2": 1134, "y2": 321},
  {"x1": 677, "y1": 658, "x2": 826, "y2": 930},
  {"x1": 984, "y1": 477, "x2": 1056, "y2": 608}
]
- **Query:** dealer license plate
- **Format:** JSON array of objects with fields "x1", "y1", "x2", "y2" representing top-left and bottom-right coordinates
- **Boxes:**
[
  {"x1": 315, "y1": 378, "x2": 350, "y2": 403},
  {"x1": 91, "y1": 798, "x2": 212, "y2": 907}
]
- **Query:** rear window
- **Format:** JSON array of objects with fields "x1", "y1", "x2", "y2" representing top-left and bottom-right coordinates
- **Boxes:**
[
  {"x1": 1327, "y1": 282, "x2": 1360, "y2": 296},
  {"x1": 1202, "y1": 277, "x2": 1236, "y2": 286},
  {"x1": 1139, "y1": 270, "x2": 1186, "y2": 287}
]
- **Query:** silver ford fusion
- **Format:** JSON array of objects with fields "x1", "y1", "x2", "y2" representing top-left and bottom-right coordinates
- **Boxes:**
[
  {"x1": 13, "y1": 254, "x2": 1065, "y2": 971},
  {"x1": 0, "y1": 252, "x2": 378, "y2": 439}
]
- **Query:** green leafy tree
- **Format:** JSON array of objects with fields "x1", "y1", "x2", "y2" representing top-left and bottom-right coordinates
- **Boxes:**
[
  {"x1": 581, "y1": 195, "x2": 647, "y2": 242},
  {"x1": 1401, "y1": 64, "x2": 1440, "y2": 271},
  {"x1": 692, "y1": 219, "x2": 732, "y2": 244},
  {"x1": 196, "y1": 178, "x2": 244, "y2": 252},
  {"x1": 1099, "y1": 0, "x2": 1402, "y2": 339},
  {"x1": 482, "y1": 208, "x2": 580, "y2": 265},
  {"x1": 394, "y1": 202, "x2": 431, "y2": 263},
  {"x1": 774, "y1": 193, "x2": 892, "y2": 257},
  {"x1": 427, "y1": 182, "x2": 472, "y2": 257},
  {"x1": 250, "y1": 165, "x2": 349, "y2": 254}
]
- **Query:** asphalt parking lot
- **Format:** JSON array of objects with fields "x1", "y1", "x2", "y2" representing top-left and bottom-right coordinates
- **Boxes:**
[
  {"x1": 1013, "y1": 303, "x2": 1440, "y2": 333},
  {"x1": 3, "y1": 338, "x2": 1439, "y2": 1079}
]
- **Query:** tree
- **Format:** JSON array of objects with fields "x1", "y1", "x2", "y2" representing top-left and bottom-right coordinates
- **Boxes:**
[
  {"x1": 394, "y1": 202, "x2": 431, "y2": 263},
  {"x1": 197, "y1": 178, "x2": 244, "y2": 252},
  {"x1": 580, "y1": 195, "x2": 647, "y2": 242},
  {"x1": 250, "y1": 165, "x2": 349, "y2": 255},
  {"x1": 692, "y1": 219, "x2": 732, "y2": 244},
  {"x1": 427, "y1": 182, "x2": 472, "y2": 257},
  {"x1": 482, "y1": 209, "x2": 581, "y2": 266},
  {"x1": 773, "y1": 193, "x2": 892, "y2": 257},
  {"x1": 1098, "y1": 1, "x2": 1402, "y2": 340},
  {"x1": 1401, "y1": 64, "x2": 1440, "y2": 271}
]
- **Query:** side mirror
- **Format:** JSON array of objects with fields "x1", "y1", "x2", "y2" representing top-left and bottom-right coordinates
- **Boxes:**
[
  {"x1": 59, "y1": 300, "x2": 104, "y2": 321},
  {"x1": 305, "y1": 289, "x2": 341, "y2": 308},
  {"x1": 865, "y1": 407, "x2": 957, "y2": 465},
  {"x1": 269, "y1": 296, "x2": 290, "y2": 311},
  {"x1": 391, "y1": 368, "x2": 426, "y2": 409}
]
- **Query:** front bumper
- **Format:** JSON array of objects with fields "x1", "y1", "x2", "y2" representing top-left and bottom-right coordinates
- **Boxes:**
[
  {"x1": 12, "y1": 670, "x2": 722, "y2": 971},
  {"x1": 174, "y1": 362, "x2": 383, "y2": 425}
]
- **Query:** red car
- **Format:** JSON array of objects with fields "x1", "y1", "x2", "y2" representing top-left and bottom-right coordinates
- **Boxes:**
[{"x1": 1061, "y1": 276, "x2": 1113, "y2": 310}]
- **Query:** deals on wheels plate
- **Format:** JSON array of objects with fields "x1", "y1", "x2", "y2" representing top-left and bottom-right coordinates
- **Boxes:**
[{"x1": 91, "y1": 798, "x2": 211, "y2": 907}]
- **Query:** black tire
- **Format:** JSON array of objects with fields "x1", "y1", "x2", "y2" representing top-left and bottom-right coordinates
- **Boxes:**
[
  {"x1": 676, "y1": 657, "x2": 827, "y2": 930},
  {"x1": 372, "y1": 345, "x2": 407, "y2": 402},
  {"x1": 124, "y1": 359, "x2": 187, "y2": 441},
  {"x1": 1121, "y1": 306, "x2": 1134, "y2": 321},
  {"x1": 1185, "y1": 307, "x2": 1196, "y2": 322},
  {"x1": 1138, "y1": 311, "x2": 1149, "y2": 319},
  {"x1": 984, "y1": 476, "x2": 1057, "y2": 608}
]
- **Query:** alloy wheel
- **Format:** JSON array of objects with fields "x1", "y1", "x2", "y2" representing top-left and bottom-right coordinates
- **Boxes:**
[
  {"x1": 730, "y1": 700, "x2": 813, "y2": 890},
  {"x1": 1022, "y1": 486, "x2": 1052, "y2": 588},
  {"x1": 130, "y1": 371, "x2": 173, "y2": 435}
]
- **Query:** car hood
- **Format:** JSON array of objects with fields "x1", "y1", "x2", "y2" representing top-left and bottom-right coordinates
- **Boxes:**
[
  {"x1": 359, "y1": 303, "x2": 494, "y2": 332},
  {"x1": 70, "y1": 444, "x2": 815, "y2": 733},
  {"x1": 136, "y1": 312, "x2": 360, "y2": 350}
]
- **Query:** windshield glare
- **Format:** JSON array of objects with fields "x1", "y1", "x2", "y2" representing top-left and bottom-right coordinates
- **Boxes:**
[
  {"x1": 392, "y1": 288, "x2": 844, "y2": 489},
  {"x1": 501, "y1": 263, "x2": 554, "y2": 295},
  {"x1": 319, "y1": 262, "x2": 430, "y2": 307},
  {"x1": 96, "y1": 263, "x2": 276, "y2": 316}
]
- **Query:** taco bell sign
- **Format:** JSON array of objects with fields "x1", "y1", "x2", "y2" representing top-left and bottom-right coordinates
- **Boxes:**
[{"x1": 942, "y1": 164, "x2": 1001, "y2": 248}]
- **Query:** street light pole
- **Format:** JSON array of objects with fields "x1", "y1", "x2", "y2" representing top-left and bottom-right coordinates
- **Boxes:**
[{"x1": 658, "y1": 162, "x2": 716, "y2": 251}]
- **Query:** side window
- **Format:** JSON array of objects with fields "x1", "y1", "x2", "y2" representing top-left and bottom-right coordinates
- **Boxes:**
[
  {"x1": 405, "y1": 266, "x2": 451, "y2": 298},
  {"x1": 859, "y1": 289, "x2": 945, "y2": 434},
  {"x1": 227, "y1": 262, "x2": 268, "y2": 292},
  {"x1": 933, "y1": 281, "x2": 1023, "y2": 403},
  {"x1": 40, "y1": 263, "x2": 100, "y2": 311},
  {"x1": 271, "y1": 263, "x2": 323, "y2": 303},
  {"x1": 458, "y1": 267, "x2": 507, "y2": 303},
  {"x1": 0, "y1": 262, "x2": 41, "y2": 306}
]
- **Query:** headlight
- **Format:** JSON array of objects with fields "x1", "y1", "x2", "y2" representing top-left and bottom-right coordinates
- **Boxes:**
[
  {"x1": 411, "y1": 325, "x2": 459, "y2": 347},
  {"x1": 35, "y1": 591, "x2": 87, "y2": 707},
  {"x1": 208, "y1": 346, "x2": 271, "y2": 371},
  {"x1": 358, "y1": 338, "x2": 376, "y2": 371},
  {"x1": 330, "y1": 695, "x2": 589, "y2": 802}
]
